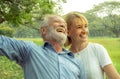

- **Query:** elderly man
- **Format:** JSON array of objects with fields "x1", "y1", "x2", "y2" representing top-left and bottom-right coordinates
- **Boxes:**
[{"x1": 0, "y1": 15, "x2": 86, "y2": 79}]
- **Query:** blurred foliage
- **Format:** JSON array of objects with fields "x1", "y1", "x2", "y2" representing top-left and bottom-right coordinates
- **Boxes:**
[
  {"x1": 0, "y1": 0, "x2": 120, "y2": 38},
  {"x1": 15, "y1": 25, "x2": 40, "y2": 38},
  {"x1": 0, "y1": 26, "x2": 14, "y2": 37},
  {"x1": 0, "y1": 0, "x2": 66, "y2": 26},
  {"x1": 85, "y1": 1, "x2": 120, "y2": 37}
]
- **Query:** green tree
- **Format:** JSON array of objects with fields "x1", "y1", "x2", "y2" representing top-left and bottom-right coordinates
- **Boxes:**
[
  {"x1": 87, "y1": 1, "x2": 120, "y2": 37},
  {"x1": 87, "y1": 1, "x2": 120, "y2": 17},
  {"x1": 102, "y1": 14, "x2": 120, "y2": 37},
  {"x1": 0, "y1": 0, "x2": 66, "y2": 26},
  {"x1": 84, "y1": 13, "x2": 105, "y2": 37}
]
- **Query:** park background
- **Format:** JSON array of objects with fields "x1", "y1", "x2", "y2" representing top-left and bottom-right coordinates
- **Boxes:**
[{"x1": 0, "y1": 0, "x2": 120, "y2": 79}]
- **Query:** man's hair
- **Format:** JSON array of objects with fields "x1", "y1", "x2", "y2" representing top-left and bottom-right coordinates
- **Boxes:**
[{"x1": 41, "y1": 14, "x2": 62, "y2": 27}]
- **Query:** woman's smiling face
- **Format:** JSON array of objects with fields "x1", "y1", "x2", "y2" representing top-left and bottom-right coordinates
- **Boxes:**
[{"x1": 68, "y1": 18, "x2": 89, "y2": 43}]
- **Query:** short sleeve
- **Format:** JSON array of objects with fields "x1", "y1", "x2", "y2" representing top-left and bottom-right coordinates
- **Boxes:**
[{"x1": 93, "y1": 43, "x2": 112, "y2": 68}]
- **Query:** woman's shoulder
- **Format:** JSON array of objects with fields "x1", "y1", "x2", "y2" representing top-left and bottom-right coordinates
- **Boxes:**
[{"x1": 89, "y1": 42, "x2": 104, "y2": 48}]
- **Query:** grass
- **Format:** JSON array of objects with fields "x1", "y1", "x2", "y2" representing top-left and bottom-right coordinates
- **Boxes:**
[{"x1": 0, "y1": 37, "x2": 120, "y2": 79}]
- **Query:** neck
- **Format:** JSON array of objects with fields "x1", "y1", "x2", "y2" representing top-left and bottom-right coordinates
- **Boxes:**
[
  {"x1": 48, "y1": 40, "x2": 63, "y2": 53},
  {"x1": 70, "y1": 41, "x2": 88, "y2": 53}
]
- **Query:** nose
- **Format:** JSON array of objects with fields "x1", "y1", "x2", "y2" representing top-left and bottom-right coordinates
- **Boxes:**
[
  {"x1": 81, "y1": 27, "x2": 87, "y2": 34},
  {"x1": 60, "y1": 25, "x2": 65, "y2": 28}
]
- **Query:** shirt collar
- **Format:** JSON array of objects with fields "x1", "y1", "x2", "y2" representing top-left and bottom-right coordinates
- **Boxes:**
[
  {"x1": 43, "y1": 42, "x2": 53, "y2": 48},
  {"x1": 43, "y1": 42, "x2": 75, "y2": 58},
  {"x1": 63, "y1": 48, "x2": 75, "y2": 57}
]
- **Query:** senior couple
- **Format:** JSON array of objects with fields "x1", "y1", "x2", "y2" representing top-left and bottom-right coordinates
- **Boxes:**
[{"x1": 0, "y1": 13, "x2": 119, "y2": 79}]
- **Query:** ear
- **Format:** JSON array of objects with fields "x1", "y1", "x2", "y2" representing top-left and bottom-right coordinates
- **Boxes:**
[
  {"x1": 67, "y1": 31, "x2": 70, "y2": 36},
  {"x1": 40, "y1": 27, "x2": 47, "y2": 35}
]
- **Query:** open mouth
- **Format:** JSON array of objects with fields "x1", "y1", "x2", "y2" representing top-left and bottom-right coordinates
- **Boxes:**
[
  {"x1": 79, "y1": 34, "x2": 87, "y2": 38},
  {"x1": 56, "y1": 29, "x2": 64, "y2": 33}
]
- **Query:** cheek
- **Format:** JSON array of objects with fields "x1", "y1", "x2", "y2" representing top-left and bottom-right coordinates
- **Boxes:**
[
  {"x1": 69, "y1": 30, "x2": 79, "y2": 37},
  {"x1": 86, "y1": 29, "x2": 89, "y2": 34}
]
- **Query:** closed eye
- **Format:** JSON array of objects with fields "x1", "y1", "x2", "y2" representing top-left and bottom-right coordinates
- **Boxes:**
[{"x1": 76, "y1": 26, "x2": 82, "y2": 29}]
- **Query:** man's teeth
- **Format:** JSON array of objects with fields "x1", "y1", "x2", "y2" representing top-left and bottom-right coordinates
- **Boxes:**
[{"x1": 57, "y1": 29, "x2": 63, "y2": 32}]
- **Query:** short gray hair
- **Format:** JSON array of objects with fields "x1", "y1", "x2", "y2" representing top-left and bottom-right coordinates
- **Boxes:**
[{"x1": 40, "y1": 14, "x2": 62, "y2": 27}]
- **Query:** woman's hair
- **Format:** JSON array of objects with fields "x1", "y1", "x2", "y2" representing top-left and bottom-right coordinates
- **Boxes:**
[
  {"x1": 65, "y1": 12, "x2": 88, "y2": 30},
  {"x1": 64, "y1": 12, "x2": 88, "y2": 47}
]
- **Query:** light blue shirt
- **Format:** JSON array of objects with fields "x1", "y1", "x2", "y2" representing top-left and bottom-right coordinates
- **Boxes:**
[{"x1": 0, "y1": 36, "x2": 86, "y2": 79}]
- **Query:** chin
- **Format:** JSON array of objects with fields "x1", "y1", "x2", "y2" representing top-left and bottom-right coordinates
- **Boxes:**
[{"x1": 81, "y1": 39, "x2": 87, "y2": 42}]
